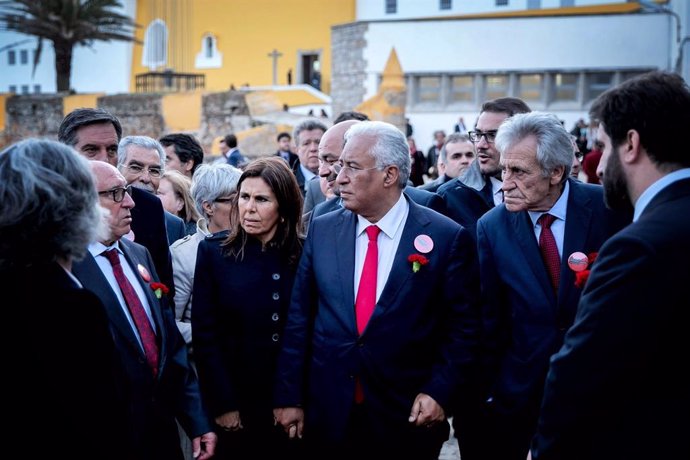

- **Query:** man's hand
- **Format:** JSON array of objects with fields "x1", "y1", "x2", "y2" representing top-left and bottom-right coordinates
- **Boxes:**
[
  {"x1": 273, "y1": 407, "x2": 305, "y2": 439},
  {"x1": 408, "y1": 393, "x2": 446, "y2": 428},
  {"x1": 192, "y1": 431, "x2": 217, "y2": 459},
  {"x1": 215, "y1": 410, "x2": 243, "y2": 432}
]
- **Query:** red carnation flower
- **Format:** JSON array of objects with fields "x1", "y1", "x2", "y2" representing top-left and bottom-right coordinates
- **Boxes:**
[
  {"x1": 150, "y1": 282, "x2": 169, "y2": 299},
  {"x1": 408, "y1": 254, "x2": 429, "y2": 273}
]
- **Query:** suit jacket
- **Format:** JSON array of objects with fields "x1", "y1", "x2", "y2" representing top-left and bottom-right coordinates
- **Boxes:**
[
  {"x1": 303, "y1": 176, "x2": 326, "y2": 213},
  {"x1": 165, "y1": 210, "x2": 187, "y2": 245},
  {"x1": 129, "y1": 186, "x2": 175, "y2": 302},
  {"x1": 437, "y1": 172, "x2": 494, "y2": 240},
  {"x1": 275, "y1": 150, "x2": 300, "y2": 170},
  {"x1": 532, "y1": 177, "x2": 690, "y2": 460},
  {"x1": 4, "y1": 262, "x2": 126, "y2": 459},
  {"x1": 227, "y1": 148, "x2": 247, "y2": 168},
  {"x1": 73, "y1": 239, "x2": 212, "y2": 460},
  {"x1": 293, "y1": 164, "x2": 309, "y2": 197},
  {"x1": 274, "y1": 196, "x2": 480, "y2": 443},
  {"x1": 419, "y1": 174, "x2": 451, "y2": 193},
  {"x1": 475, "y1": 180, "x2": 628, "y2": 419}
]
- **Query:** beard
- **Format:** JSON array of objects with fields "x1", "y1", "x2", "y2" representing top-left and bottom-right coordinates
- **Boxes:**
[{"x1": 602, "y1": 149, "x2": 633, "y2": 212}]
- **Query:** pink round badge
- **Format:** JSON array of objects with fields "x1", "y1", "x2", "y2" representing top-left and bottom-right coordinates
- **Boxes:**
[
  {"x1": 137, "y1": 264, "x2": 152, "y2": 282},
  {"x1": 414, "y1": 234, "x2": 434, "y2": 254},
  {"x1": 567, "y1": 252, "x2": 589, "y2": 272}
]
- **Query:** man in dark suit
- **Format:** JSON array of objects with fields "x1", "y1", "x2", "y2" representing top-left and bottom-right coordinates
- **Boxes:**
[
  {"x1": 274, "y1": 121, "x2": 480, "y2": 460},
  {"x1": 275, "y1": 131, "x2": 300, "y2": 169},
  {"x1": 531, "y1": 71, "x2": 690, "y2": 460},
  {"x1": 58, "y1": 108, "x2": 175, "y2": 299},
  {"x1": 470, "y1": 112, "x2": 628, "y2": 460},
  {"x1": 438, "y1": 97, "x2": 531, "y2": 240},
  {"x1": 73, "y1": 161, "x2": 216, "y2": 460}
]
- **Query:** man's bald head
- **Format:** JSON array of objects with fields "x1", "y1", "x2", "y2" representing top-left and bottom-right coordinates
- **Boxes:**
[
  {"x1": 90, "y1": 161, "x2": 135, "y2": 244},
  {"x1": 318, "y1": 120, "x2": 361, "y2": 196}
]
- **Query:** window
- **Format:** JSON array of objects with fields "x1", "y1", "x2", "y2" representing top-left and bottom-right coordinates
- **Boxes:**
[
  {"x1": 9, "y1": 85, "x2": 17, "y2": 93},
  {"x1": 450, "y1": 76, "x2": 473, "y2": 103},
  {"x1": 142, "y1": 19, "x2": 168, "y2": 70},
  {"x1": 20, "y1": 49, "x2": 28, "y2": 65},
  {"x1": 496, "y1": 0, "x2": 509, "y2": 5},
  {"x1": 386, "y1": 0, "x2": 397, "y2": 14},
  {"x1": 553, "y1": 73, "x2": 578, "y2": 102},
  {"x1": 195, "y1": 33, "x2": 222, "y2": 69},
  {"x1": 33, "y1": 84, "x2": 41, "y2": 94},
  {"x1": 8, "y1": 50, "x2": 16, "y2": 65},
  {"x1": 417, "y1": 76, "x2": 441, "y2": 104},
  {"x1": 586, "y1": 72, "x2": 613, "y2": 102},
  {"x1": 21, "y1": 85, "x2": 29, "y2": 94},
  {"x1": 518, "y1": 74, "x2": 543, "y2": 101},
  {"x1": 440, "y1": 0, "x2": 452, "y2": 10},
  {"x1": 485, "y1": 74, "x2": 508, "y2": 100}
]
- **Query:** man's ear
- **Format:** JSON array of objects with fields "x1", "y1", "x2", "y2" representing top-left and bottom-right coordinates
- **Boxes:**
[
  {"x1": 621, "y1": 129, "x2": 641, "y2": 165},
  {"x1": 383, "y1": 165, "x2": 400, "y2": 188}
]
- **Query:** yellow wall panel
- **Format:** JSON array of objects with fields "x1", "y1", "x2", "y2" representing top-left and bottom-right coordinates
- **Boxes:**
[{"x1": 161, "y1": 91, "x2": 202, "y2": 131}]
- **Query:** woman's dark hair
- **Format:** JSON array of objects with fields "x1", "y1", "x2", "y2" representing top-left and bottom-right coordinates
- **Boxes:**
[{"x1": 223, "y1": 157, "x2": 304, "y2": 266}]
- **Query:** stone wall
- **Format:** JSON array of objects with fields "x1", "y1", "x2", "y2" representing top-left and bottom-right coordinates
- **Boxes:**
[
  {"x1": 331, "y1": 22, "x2": 368, "y2": 118},
  {"x1": 197, "y1": 91, "x2": 252, "y2": 150},
  {"x1": 99, "y1": 93, "x2": 166, "y2": 140},
  {"x1": 3, "y1": 94, "x2": 65, "y2": 146}
]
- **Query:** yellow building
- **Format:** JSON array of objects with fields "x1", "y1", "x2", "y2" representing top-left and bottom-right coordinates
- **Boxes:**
[{"x1": 130, "y1": 0, "x2": 355, "y2": 95}]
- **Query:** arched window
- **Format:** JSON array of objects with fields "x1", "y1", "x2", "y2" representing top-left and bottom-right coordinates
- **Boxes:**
[
  {"x1": 195, "y1": 33, "x2": 222, "y2": 69},
  {"x1": 142, "y1": 19, "x2": 168, "y2": 70}
]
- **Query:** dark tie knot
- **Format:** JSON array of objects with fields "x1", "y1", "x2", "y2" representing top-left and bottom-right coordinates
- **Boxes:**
[
  {"x1": 538, "y1": 213, "x2": 557, "y2": 229},
  {"x1": 365, "y1": 225, "x2": 381, "y2": 242},
  {"x1": 103, "y1": 249, "x2": 121, "y2": 266}
]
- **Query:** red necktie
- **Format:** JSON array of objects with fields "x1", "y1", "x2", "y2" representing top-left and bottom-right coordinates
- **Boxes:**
[
  {"x1": 354, "y1": 225, "x2": 380, "y2": 404},
  {"x1": 355, "y1": 225, "x2": 381, "y2": 335},
  {"x1": 538, "y1": 213, "x2": 560, "y2": 292},
  {"x1": 103, "y1": 249, "x2": 159, "y2": 377}
]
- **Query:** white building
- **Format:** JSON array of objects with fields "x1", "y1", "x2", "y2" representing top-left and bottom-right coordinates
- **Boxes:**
[
  {"x1": 0, "y1": 0, "x2": 136, "y2": 95},
  {"x1": 332, "y1": 0, "x2": 690, "y2": 151}
]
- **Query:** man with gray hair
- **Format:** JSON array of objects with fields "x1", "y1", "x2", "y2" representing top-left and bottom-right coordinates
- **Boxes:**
[
  {"x1": 294, "y1": 118, "x2": 328, "y2": 199},
  {"x1": 118, "y1": 135, "x2": 186, "y2": 244},
  {"x1": 470, "y1": 111, "x2": 628, "y2": 460},
  {"x1": 274, "y1": 120, "x2": 480, "y2": 459}
]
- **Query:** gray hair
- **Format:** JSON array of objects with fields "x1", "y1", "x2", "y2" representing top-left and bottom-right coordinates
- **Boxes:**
[
  {"x1": 343, "y1": 121, "x2": 411, "y2": 188},
  {"x1": 495, "y1": 111, "x2": 573, "y2": 182},
  {"x1": 440, "y1": 133, "x2": 471, "y2": 163},
  {"x1": 293, "y1": 119, "x2": 328, "y2": 146},
  {"x1": 117, "y1": 135, "x2": 167, "y2": 168},
  {"x1": 0, "y1": 139, "x2": 103, "y2": 269},
  {"x1": 190, "y1": 163, "x2": 242, "y2": 217},
  {"x1": 58, "y1": 107, "x2": 123, "y2": 147}
]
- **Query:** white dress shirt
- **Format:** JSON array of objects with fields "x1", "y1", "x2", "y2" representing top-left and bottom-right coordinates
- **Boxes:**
[
  {"x1": 354, "y1": 193, "x2": 409, "y2": 302},
  {"x1": 528, "y1": 180, "x2": 571, "y2": 259}
]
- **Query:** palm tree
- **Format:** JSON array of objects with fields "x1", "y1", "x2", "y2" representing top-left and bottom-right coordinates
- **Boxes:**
[{"x1": 0, "y1": 0, "x2": 137, "y2": 92}]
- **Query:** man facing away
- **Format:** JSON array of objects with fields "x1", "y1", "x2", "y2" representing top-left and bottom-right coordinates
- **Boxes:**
[
  {"x1": 531, "y1": 70, "x2": 690, "y2": 460},
  {"x1": 73, "y1": 161, "x2": 217, "y2": 460},
  {"x1": 273, "y1": 121, "x2": 480, "y2": 460}
]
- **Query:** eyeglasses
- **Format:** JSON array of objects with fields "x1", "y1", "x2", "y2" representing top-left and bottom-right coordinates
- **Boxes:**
[
  {"x1": 468, "y1": 130, "x2": 499, "y2": 144},
  {"x1": 123, "y1": 164, "x2": 163, "y2": 178},
  {"x1": 333, "y1": 160, "x2": 381, "y2": 175},
  {"x1": 575, "y1": 153, "x2": 584, "y2": 162},
  {"x1": 214, "y1": 196, "x2": 233, "y2": 203},
  {"x1": 98, "y1": 186, "x2": 130, "y2": 203},
  {"x1": 318, "y1": 156, "x2": 338, "y2": 167}
]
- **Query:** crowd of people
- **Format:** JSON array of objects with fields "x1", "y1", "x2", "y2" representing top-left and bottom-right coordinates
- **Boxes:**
[{"x1": 1, "y1": 70, "x2": 688, "y2": 460}]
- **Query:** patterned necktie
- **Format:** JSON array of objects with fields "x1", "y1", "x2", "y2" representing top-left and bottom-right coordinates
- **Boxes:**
[
  {"x1": 538, "y1": 213, "x2": 560, "y2": 292},
  {"x1": 103, "y1": 249, "x2": 159, "y2": 377},
  {"x1": 355, "y1": 225, "x2": 381, "y2": 335}
]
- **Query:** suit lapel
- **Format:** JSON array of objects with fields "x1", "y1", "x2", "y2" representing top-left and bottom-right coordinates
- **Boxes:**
[
  {"x1": 368, "y1": 200, "x2": 430, "y2": 328},
  {"x1": 335, "y1": 211, "x2": 357, "y2": 333},
  {"x1": 512, "y1": 210, "x2": 556, "y2": 301},
  {"x1": 559, "y1": 181, "x2": 593, "y2": 305},
  {"x1": 73, "y1": 253, "x2": 146, "y2": 359}
]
